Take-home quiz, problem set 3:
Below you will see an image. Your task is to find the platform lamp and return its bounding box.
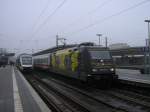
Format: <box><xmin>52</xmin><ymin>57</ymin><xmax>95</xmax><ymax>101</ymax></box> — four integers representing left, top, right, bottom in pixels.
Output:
<box><xmin>96</xmin><ymin>34</ymin><xmax>102</xmax><ymax>46</ymax></box>
<box><xmin>145</xmin><ymin>19</ymin><xmax>150</xmax><ymax>74</ymax></box>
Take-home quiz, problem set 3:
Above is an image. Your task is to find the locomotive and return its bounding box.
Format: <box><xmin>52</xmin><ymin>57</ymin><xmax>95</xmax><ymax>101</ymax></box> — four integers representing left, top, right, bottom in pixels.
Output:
<box><xmin>33</xmin><ymin>43</ymin><xmax>118</xmax><ymax>84</ymax></box>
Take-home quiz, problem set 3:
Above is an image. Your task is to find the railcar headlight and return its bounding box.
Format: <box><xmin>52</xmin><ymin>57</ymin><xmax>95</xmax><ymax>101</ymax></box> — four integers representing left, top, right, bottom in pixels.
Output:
<box><xmin>92</xmin><ymin>68</ymin><xmax>97</xmax><ymax>72</ymax></box>
<box><xmin>110</xmin><ymin>68</ymin><xmax>114</xmax><ymax>71</ymax></box>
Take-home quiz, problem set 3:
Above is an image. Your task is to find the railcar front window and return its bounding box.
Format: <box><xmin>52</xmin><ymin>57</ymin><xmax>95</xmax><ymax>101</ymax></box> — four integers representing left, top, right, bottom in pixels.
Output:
<box><xmin>89</xmin><ymin>51</ymin><xmax>111</xmax><ymax>59</ymax></box>
<box><xmin>22</xmin><ymin>57</ymin><xmax>32</xmax><ymax>65</ymax></box>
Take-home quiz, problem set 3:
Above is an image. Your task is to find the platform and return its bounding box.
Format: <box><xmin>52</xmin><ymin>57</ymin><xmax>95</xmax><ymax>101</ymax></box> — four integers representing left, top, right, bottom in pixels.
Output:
<box><xmin>0</xmin><ymin>66</ymin><xmax>51</xmax><ymax>112</ymax></box>
<box><xmin>117</xmin><ymin>69</ymin><xmax>150</xmax><ymax>88</ymax></box>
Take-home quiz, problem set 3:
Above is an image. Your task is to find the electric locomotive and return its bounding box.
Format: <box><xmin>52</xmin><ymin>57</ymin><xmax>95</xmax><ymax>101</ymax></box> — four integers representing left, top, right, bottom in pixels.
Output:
<box><xmin>33</xmin><ymin>43</ymin><xmax>118</xmax><ymax>84</ymax></box>
<box><xmin>51</xmin><ymin>45</ymin><xmax>117</xmax><ymax>82</ymax></box>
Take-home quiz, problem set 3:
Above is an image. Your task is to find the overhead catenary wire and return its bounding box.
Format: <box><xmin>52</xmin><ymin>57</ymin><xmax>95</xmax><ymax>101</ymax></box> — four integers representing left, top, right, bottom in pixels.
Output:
<box><xmin>32</xmin><ymin>0</ymin><xmax>67</xmax><ymax>39</ymax></box>
<box><xmin>25</xmin><ymin>0</ymin><xmax>51</xmax><ymax>50</ymax></box>
<box><xmin>64</xmin><ymin>0</ymin><xmax>150</xmax><ymax>37</ymax></box>
<box><xmin>59</xmin><ymin>0</ymin><xmax>113</xmax><ymax>34</ymax></box>
<box><xmin>31</xmin><ymin>0</ymin><xmax>51</xmax><ymax>35</ymax></box>
<box><xmin>88</xmin><ymin>0</ymin><xmax>113</xmax><ymax>15</ymax></box>
<box><xmin>29</xmin><ymin>0</ymin><xmax>111</xmax><ymax>42</ymax></box>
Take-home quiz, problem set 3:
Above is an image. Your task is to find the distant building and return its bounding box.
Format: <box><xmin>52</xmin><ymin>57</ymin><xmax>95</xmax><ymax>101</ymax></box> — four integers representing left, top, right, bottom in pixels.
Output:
<box><xmin>0</xmin><ymin>48</ymin><xmax>15</xmax><ymax>64</ymax></box>
<box><xmin>109</xmin><ymin>43</ymin><xmax>130</xmax><ymax>50</ymax></box>
<box><xmin>0</xmin><ymin>48</ymin><xmax>7</xmax><ymax>54</ymax></box>
<box><xmin>110</xmin><ymin>46</ymin><xmax>149</xmax><ymax>73</ymax></box>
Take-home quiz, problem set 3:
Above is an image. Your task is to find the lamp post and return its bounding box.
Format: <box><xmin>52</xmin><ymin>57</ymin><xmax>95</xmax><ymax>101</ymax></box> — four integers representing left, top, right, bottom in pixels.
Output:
<box><xmin>56</xmin><ymin>35</ymin><xmax>59</xmax><ymax>47</ymax></box>
<box><xmin>96</xmin><ymin>34</ymin><xmax>102</xmax><ymax>46</ymax></box>
<box><xmin>0</xmin><ymin>33</ymin><xmax>4</xmax><ymax>48</ymax></box>
<box><xmin>56</xmin><ymin>35</ymin><xmax>66</xmax><ymax>47</ymax></box>
<box><xmin>145</xmin><ymin>19</ymin><xmax>150</xmax><ymax>74</ymax></box>
<box><xmin>105</xmin><ymin>37</ymin><xmax>108</xmax><ymax>48</ymax></box>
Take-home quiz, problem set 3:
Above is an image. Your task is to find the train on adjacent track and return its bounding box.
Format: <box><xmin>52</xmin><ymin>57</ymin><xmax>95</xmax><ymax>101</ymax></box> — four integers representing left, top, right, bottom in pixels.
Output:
<box><xmin>16</xmin><ymin>53</ymin><xmax>33</xmax><ymax>72</ymax></box>
<box><xmin>33</xmin><ymin>43</ymin><xmax>118</xmax><ymax>85</ymax></box>
<box><xmin>0</xmin><ymin>56</ymin><xmax>8</xmax><ymax>67</ymax></box>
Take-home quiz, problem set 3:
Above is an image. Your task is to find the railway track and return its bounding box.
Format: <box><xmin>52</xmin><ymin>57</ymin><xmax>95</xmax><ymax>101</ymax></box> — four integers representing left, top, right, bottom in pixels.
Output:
<box><xmin>26</xmin><ymin>75</ymin><xmax>91</xmax><ymax>112</ymax></box>
<box><xmin>25</xmin><ymin>71</ymin><xmax>150</xmax><ymax>112</ymax></box>
<box><xmin>36</xmin><ymin>71</ymin><xmax>150</xmax><ymax>112</ymax></box>
<box><xmin>26</xmin><ymin>74</ymin><xmax>126</xmax><ymax>112</ymax></box>
<box><xmin>115</xmin><ymin>82</ymin><xmax>150</xmax><ymax>97</ymax></box>
<box><xmin>105</xmin><ymin>88</ymin><xmax>150</xmax><ymax>108</ymax></box>
<box><xmin>44</xmin><ymin>78</ymin><xmax>150</xmax><ymax>112</ymax></box>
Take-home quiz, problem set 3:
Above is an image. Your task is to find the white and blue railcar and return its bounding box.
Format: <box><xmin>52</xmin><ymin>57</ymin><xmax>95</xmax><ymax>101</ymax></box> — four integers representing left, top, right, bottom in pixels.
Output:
<box><xmin>16</xmin><ymin>54</ymin><xmax>33</xmax><ymax>72</ymax></box>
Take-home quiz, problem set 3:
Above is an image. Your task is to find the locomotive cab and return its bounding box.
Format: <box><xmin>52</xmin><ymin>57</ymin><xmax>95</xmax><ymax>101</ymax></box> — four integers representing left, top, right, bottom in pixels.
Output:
<box><xmin>81</xmin><ymin>47</ymin><xmax>118</xmax><ymax>81</ymax></box>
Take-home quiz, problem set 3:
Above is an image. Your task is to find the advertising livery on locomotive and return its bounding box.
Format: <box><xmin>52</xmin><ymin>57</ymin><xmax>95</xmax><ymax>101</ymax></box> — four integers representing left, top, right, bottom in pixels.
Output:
<box><xmin>33</xmin><ymin>43</ymin><xmax>118</xmax><ymax>83</ymax></box>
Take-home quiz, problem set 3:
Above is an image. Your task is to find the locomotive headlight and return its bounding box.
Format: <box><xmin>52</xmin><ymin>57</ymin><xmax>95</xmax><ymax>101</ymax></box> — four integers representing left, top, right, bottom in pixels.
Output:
<box><xmin>92</xmin><ymin>68</ymin><xmax>97</xmax><ymax>72</ymax></box>
<box><xmin>110</xmin><ymin>68</ymin><xmax>114</xmax><ymax>72</ymax></box>
<box><xmin>100</xmin><ymin>59</ymin><xmax>104</xmax><ymax>62</ymax></box>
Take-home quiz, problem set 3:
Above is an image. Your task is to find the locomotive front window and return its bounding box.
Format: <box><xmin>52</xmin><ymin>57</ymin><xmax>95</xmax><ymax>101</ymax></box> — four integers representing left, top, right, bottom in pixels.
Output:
<box><xmin>22</xmin><ymin>57</ymin><xmax>32</xmax><ymax>65</ymax></box>
<box><xmin>89</xmin><ymin>51</ymin><xmax>111</xmax><ymax>59</ymax></box>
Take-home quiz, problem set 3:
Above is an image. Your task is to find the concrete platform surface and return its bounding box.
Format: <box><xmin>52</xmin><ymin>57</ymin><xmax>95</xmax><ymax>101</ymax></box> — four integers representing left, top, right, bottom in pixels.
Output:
<box><xmin>0</xmin><ymin>66</ymin><xmax>14</xmax><ymax>112</ymax></box>
<box><xmin>117</xmin><ymin>69</ymin><xmax>150</xmax><ymax>85</ymax></box>
<box><xmin>0</xmin><ymin>66</ymin><xmax>51</xmax><ymax>112</ymax></box>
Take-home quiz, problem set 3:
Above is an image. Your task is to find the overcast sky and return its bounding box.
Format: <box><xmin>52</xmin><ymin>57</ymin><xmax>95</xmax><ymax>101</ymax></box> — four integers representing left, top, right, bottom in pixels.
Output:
<box><xmin>0</xmin><ymin>0</ymin><xmax>150</xmax><ymax>54</ymax></box>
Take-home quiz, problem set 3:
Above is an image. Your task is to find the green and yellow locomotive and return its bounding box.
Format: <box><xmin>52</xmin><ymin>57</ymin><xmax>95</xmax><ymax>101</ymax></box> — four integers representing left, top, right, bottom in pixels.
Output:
<box><xmin>33</xmin><ymin>43</ymin><xmax>118</xmax><ymax>84</ymax></box>
<box><xmin>51</xmin><ymin>46</ymin><xmax>117</xmax><ymax>81</ymax></box>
